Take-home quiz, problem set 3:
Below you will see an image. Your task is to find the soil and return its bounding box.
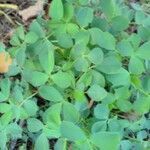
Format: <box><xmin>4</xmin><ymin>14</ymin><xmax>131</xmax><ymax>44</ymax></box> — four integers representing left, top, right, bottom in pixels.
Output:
<box><xmin>0</xmin><ymin>0</ymin><xmax>35</xmax><ymax>43</ymax></box>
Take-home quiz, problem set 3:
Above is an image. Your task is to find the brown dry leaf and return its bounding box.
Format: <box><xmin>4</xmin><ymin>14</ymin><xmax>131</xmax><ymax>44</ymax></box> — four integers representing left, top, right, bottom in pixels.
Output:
<box><xmin>0</xmin><ymin>51</ymin><xmax>12</xmax><ymax>73</ymax></box>
<box><xmin>19</xmin><ymin>0</ymin><xmax>44</xmax><ymax>21</ymax></box>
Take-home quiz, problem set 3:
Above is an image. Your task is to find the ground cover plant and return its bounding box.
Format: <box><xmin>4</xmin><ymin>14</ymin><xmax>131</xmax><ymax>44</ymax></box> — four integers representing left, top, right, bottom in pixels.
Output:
<box><xmin>0</xmin><ymin>0</ymin><xmax>150</xmax><ymax>149</ymax></box>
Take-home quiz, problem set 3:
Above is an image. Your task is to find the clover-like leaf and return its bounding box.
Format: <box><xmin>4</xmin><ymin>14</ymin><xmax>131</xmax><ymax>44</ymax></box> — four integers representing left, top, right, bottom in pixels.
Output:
<box><xmin>38</xmin><ymin>85</ymin><xmax>64</xmax><ymax>102</ymax></box>
<box><xmin>87</xmin><ymin>84</ymin><xmax>107</xmax><ymax>101</ymax></box>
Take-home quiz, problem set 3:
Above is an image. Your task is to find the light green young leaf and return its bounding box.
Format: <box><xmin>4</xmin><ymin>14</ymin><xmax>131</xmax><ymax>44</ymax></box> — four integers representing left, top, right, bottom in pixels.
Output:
<box><xmin>63</xmin><ymin>3</ymin><xmax>74</xmax><ymax>21</ymax></box>
<box><xmin>25</xmin><ymin>32</ymin><xmax>38</xmax><ymax>44</ymax></box>
<box><xmin>49</xmin><ymin>0</ymin><xmax>64</xmax><ymax>20</ymax></box>
<box><xmin>0</xmin><ymin>103</ymin><xmax>11</xmax><ymax>113</ymax></box>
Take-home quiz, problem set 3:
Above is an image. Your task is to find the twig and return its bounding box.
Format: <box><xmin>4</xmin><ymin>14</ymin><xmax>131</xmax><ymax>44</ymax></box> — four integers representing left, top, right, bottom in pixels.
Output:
<box><xmin>88</xmin><ymin>100</ymin><xmax>94</xmax><ymax>109</ymax></box>
<box><xmin>0</xmin><ymin>4</ymin><xmax>18</xmax><ymax>10</ymax></box>
<box><xmin>18</xmin><ymin>92</ymin><xmax>38</xmax><ymax>107</ymax></box>
<box><xmin>0</xmin><ymin>10</ymin><xmax>15</xmax><ymax>25</ymax></box>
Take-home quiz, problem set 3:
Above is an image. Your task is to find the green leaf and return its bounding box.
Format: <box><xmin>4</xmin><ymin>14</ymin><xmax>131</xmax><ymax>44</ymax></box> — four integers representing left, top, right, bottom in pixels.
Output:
<box><xmin>38</xmin><ymin>85</ymin><xmax>64</xmax><ymax>102</ymax></box>
<box><xmin>91</xmin><ymin>132</ymin><xmax>121</xmax><ymax>150</ymax></box>
<box><xmin>39</xmin><ymin>40</ymin><xmax>54</xmax><ymax>74</ymax></box>
<box><xmin>63</xmin><ymin>3</ymin><xmax>74</xmax><ymax>21</ymax></box>
<box><xmin>0</xmin><ymin>111</ymin><xmax>13</xmax><ymax>126</ymax></box>
<box><xmin>29</xmin><ymin>20</ymin><xmax>45</xmax><ymax>38</ymax></box>
<box><xmin>133</xmin><ymin>96</ymin><xmax>150</xmax><ymax>115</ymax></box>
<box><xmin>111</xmin><ymin>16</ymin><xmax>129</xmax><ymax>32</ymax></box>
<box><xmin>16</xmin><ymin>25</ymin><xmax>25</xmax><ymax>40</ymax></box>
<box><xmin>71</xmin><ymin>43</ymin><xmax>87</xmax><ymax>59</ymax></box>
<box><xmin>49</xmin><ymin>0</ymin><xmax>64</xmax><ymax>20</ymax></box>
<box><xmin>136</xmin><ymin>41</ymin><xmax>150</xmax><ymax>60</ymax></box>
<box><xmin>16</xmin><ymin>44</ymin><xmax>26</xmax><ymax>67</ymax></box>
<box><xmin>117</xmin><ymin>40</ymin><xmax>134</xmax><ymax>57</ymax></box>
<box><xmin>120</xmin><ymin>140</ymin><xmax>132</xmax><ymax>150</ymax></box>
<box><xmin>87</xmin><ymin>84</ymin><xmax>107</xmax><ymax>101</ymax></box>
<box><xmin>0</xmin><ymin>42</ymin><xmax>5</xmax><ymax>52</ymax></box>
<box><xmin>0</xmin><ymin>78</ymin><xmax>11</xmax><ymax>102</ymax></box>
<box><xmin>74</xmin><ymin>57</ymin><xmax>89</xmax><ymax>72</ymax></box>
<box><xmin>10</xmin><ymin>34</ymin><xmax>21</xmax><ymax>46</ymax></box>
<box><xmin>27</xmin><ymin>118</ymin><xmax>43</xmax><ymax>132</ymax></box>
<box><xmin>129</xmin><ymin>56</ymin><xmax>145</xmax><ymax>74</ymax></box>
<box><xmin>88</xmin><ymin>47</ymin><xmax>104</xmax><ymax>65</ymax></box>
<box><xmin>94</xmin><ymin>104</ymin><xmax>109</xmax><ymax>120</ymax></box>
<box><xmin>0</xmin><ymin>131</ymin><xmax>7</xmax><ymax>150</ymax></box>
<box><xmin>89</xmin><ymin>28</ymin><xmax>116</xmax><ymax>50</ymax></box>
<box><xmin>117</xmin><ymin>100</ymin><xmax>132</xmax><ymax>112</ymax></box>
<box><xmin>0</xmin><ymin>103</ymin><xmax>11</xmax><ymax>113</ymax></box>
<box><xmin>91</xmin><ymin>70</ymin><xmax>105</xmax><ymax>87</ymax></box>
<box><xmin>62</xmin><ymin>102</ymin><xmax>80</xmax><ymax>123</ymax></box>
<box><xmin>25</xmin><ymin>32</ymin><xmax>38</xmax><ymax>44</ymax></box>
<box><xmin>97</xmin><ymin>56</ymin><xmax>122</xmax><ymax>74</ymax></box>
<box><xmin>23</xmin><ymin>100</ymin><xmax>38</xmax><ymax>117</ymax></box>
<box><xmin>52</xmin><ymin>71</ymin><xmax>72</xmax><ymax>89</ymax></box>
<box><xmin>74</xmin><ymin>30</ymin><xmax>90</xmax><ymax>45</ymax></box>
<box><xmin>100</xmin><ymin>0</ymin><xmax>115</xmax><ymax>19</ymax></box>
<box><xmin>106</xmin><ymin>68</ymin><xmax>131</xmax><ymax>86</ymax></box>
<box><xmin>22</xmin><ymin>70</ymin><xmax>49</xmax><ymax>87</ymax></box>
<box><xmin>57</xmin><ymin>33</ymin><xmax>73</xmax><ymax>48</ymax></box>
<box><xmin>92</xmin><ymin>121</ymin><xmax>107</xmax><ymax>133</ymax></box>
<box><xmin>35</xmin><ymin>134</ymin><xmax>49</xmax><ymax>150</ymax></box>
<box><xmin>6</xmin><ymin>123</ymin><xmax>22</xmax><ymax>139</ymax></box>
<box><xmin>43</xmin><ymin>103</ymin><xmax>62</xmax><ymax>126</ymax></box>
<box><xmin>76</xmin><ymin>7</ymin><xmax>93</xmax><ymax>27</ymax></box>
<box><xmin>54</xmin><ymin>138</ymin><xmax>66</xmax><ymax>150</ymax></box>
<box><xmin>66</xmin><ymin>23</ymin><xmax>79</xmax><ymax>35</ymax></box>
<box><xmin>60</xmin><ymin>121</ymin><xmax>86</xmax><ymax>142</ymax></box>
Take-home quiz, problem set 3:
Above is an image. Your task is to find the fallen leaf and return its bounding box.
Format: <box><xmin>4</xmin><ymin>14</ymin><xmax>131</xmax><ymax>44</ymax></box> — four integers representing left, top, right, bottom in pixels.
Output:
<box><xmin>19</xmin><ymin>0</ymin><xmax>44</xmax><ymax>21</ymax></box>
<box><xmin>0</xmin><ymin>51</ymin><xmax>12</xmax><ymax>73</ymax></box>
